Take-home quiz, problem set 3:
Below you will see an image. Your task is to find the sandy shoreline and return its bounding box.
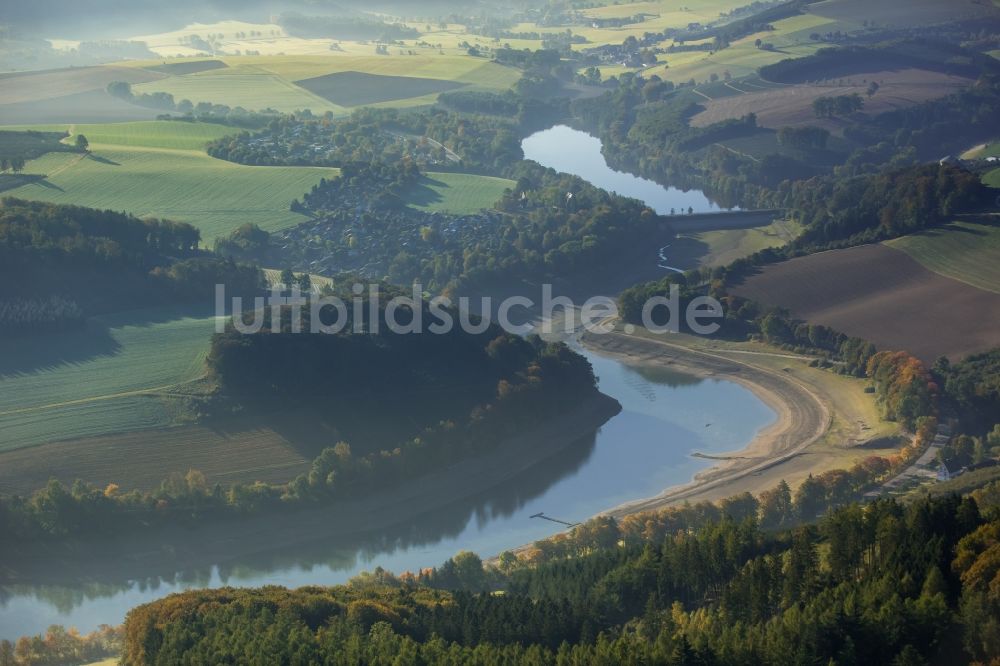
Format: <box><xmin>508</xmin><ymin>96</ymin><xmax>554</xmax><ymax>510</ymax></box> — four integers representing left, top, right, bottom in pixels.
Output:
<box><xmin>1</xmin><ymin>393</ymin><xmax>621</xmax><ymax>584</ymax></box>
<box><xmin>580</xmin><ymin>330</ymin><xmax>830</xmax><ymax>517</ymax></box>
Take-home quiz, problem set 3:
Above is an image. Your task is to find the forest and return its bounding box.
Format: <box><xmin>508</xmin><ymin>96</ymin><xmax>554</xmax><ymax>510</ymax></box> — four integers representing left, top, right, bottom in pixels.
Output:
<box><xmin>663</xmin><ymin>162</ymin><xmax>994</xmax><ymax>289</ymax></box>
<box><xmin>571</xmin><ymin>41</ymin><xmax>1000</xmax><ymax>209</ymax></box>
<box><xmin>758</xmin><ymin>41</ymin><xmax>999</xmax><ymax>83</ymax></box>
<box><xmin>0</xmin><ymin>198</ymin><xmax>263</xmax><ymax>334</ymax></box>
<box><xmin>0</xmin><ymin>295</ymin><xmax>604</xmax><ymax>541</ymax></box>
<box><xmin>118</xmin><ymin>493</ymin><xmax>1000</xmax><ymax>664</ymax></box>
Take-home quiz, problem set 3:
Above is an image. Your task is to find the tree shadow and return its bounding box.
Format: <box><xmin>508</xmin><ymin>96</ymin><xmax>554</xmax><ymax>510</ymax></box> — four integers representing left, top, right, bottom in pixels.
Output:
<box><xmin>906</xmin><ymin>221</ymin><xmax>991</xmax><ymax>239</ymax></box>
<box><xmin>34</xmin><ymin>178</ymin><xmax>65</xmax><ymax>192</ymax></box>
<box><xmin>957</xmin><ymin>213</ymin><xmax>1000</xmax><ymax>228</ymax></box>
<box><xmin>0</xmin><ymin>303</ymin><xmax>216</xmax><ymax>378</ymax></box>
<box><xmin>0</xmin><ymin>321</ymin><xmax>122</xmax><ymax>379</ymax></box>
<box><xmin>404</xmin><ymin>176</ymin><xmax>447</xmax><ymax>208</ymax></box>
<box><xmin>87</xmin><ymin>153</ymin><xmax>120</xmax><ymax>166</ymax></box>
<box><xmin>0</xmin><ymin>174</ymin><xmax>45</xmax><ymax>193</ymax></box>
<box><xmin>663</xmin><ymin>235</ymin><xmax>711</xmax><ymax>271</ymax></box>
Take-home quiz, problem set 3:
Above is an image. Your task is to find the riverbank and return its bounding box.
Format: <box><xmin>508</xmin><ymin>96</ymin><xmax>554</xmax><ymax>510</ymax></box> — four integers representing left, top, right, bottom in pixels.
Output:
<box><xmin>579</xmin><ymin>328</ymin><xmax>900</xmax><ymax>514</ymax></box>
<box><xmin>0</xmin><ymin>392</ymin><xmax>621</xmax><ymax>585</ymax></box>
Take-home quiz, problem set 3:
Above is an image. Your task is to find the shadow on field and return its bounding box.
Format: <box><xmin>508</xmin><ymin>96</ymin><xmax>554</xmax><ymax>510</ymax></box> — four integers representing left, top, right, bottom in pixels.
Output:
<box><xmin>35</xmin><ymin>178</ymin><xmax>65</xmax><ymax>192</ymax></box>
<box><xmin>0</xmin><ymin>303</ymin><xmax>214</xmax><ymax>378</ymax></box>
<box><xmin>0</xmin><ymin>321</ymin><xmax>122</xmax><ymax>378</ymax></box>
<box><xmin>662</xmin><ymin>235</ymin><xmax>711</xmax><ymax>271</ymax></box>
<box><xmin>911</xmin><ymin>221</ymin><xmax>992</xmax><ymax>239</ymax></box>
<box><xmin>0</xmin><ymin>174</ymin><xmax>44</xmax><ymax>193</ymax></box>
<box><xmin>87</xmin><ymin>153</ymin><xmax>120</xmax><ymax>166</ymax></box>
<box><xmin>403</xmin><ymin>176</ymin><xmax>448</xmax><ymax>208</ymax></box>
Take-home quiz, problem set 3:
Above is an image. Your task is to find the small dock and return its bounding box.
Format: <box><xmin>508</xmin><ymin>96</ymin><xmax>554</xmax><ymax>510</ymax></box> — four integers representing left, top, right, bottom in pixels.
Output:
<box><xmin>530</xmin><ymin>512</ymin><xmax>579</xmax><ymax>527</ymax></box>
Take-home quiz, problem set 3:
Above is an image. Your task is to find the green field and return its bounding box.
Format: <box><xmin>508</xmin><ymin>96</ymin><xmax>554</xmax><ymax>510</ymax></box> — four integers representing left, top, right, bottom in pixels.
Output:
<box><xmin>0</xmin><ymin>305</ymin><xmax>217</xmax><ymax>450</ymax></box>
<box><xmin>403</xmin><ymin>173</ymin><xmax>514</xmax><ymax>214</ymax></box>
<box><xmin>133</xmin><ymin>72</ymin><xmax>343</xmax><ymax>114</ymax></box>
<box><xmin>668</xmin><ymin>218</ymin><xmax>803</xmax><ymax>270</ymax></box>
<box><xmin>128</xmin><ymin>55</ymin><xmax>519</xmax><ymax>114</ymax></box>
<box><xmin>2</xmin><ymin>120</ymin><xmax>515</xmax><ymax>237</ymax></box>
<box><xmin>1</xmin><ymin>121</ymin><xmax>337</xmax><ymax>241</ymax></box>
<box><xmin>885</xmin><ymin>219</ymin><xmax>1000</xmax><ymax>294</ymax></box>
<box><xmin>0</xmin><ymin>120</ymin><xmax>239</xmax><ymax>150</ymax></box>
<box><xmin>67</xmin><ymin>120</ymin><xmax>238</xmax><ymax>150</ymax></box>
<box><xmin>979</xmin><ymin>143</ymin><xmax>1000</xmax><ymax>158</ymax></box>
<box><xmin>651</xmin><ymin>20</ymin><xmax>829</xmax><ymax>85</ymax></box>
<box><xmin>984</xmin><ymin>167</ymin><xmax>1000</xmax><ymax>187</ymax></box>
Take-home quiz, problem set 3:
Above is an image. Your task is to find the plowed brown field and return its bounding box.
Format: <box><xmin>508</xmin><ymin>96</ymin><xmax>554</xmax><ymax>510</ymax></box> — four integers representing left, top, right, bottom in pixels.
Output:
<box><xmin>731</xmin><ymin>244</ymin><xmax>1000</xmax><ymax>362</ymax></box>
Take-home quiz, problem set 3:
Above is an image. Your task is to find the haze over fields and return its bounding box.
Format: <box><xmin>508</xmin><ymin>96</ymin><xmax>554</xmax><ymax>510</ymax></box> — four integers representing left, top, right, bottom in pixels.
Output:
<box><xmin>2</xmin><ymin>0</ymin><xmax>1000</xmax><ymax>663</ymax></box>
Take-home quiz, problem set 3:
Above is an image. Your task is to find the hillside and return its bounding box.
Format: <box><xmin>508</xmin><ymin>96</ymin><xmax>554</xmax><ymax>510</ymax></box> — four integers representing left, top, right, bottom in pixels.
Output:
<box><xmin>0</xmin><ymin>122</ymin><xmax>336</xmax><ymax>240</ymax></box>
<box><xmin>118</xmin><ymin>493</ymin><xmax>997</xmax><ymax>665</ymax></box>
<box><xmin>4</xmin><ymin>0</ymin><xmax>1000</xmax><ymax>656</ymax></box>
<box><xmin>885</xmin><ymin>216</ymin><xmax>1000</xmax><ymax>294</ymax></box>
<box><xmin>730</xmin><ymin>243</ymin><xmax>1000</xmax><ymax>362</ymax></box>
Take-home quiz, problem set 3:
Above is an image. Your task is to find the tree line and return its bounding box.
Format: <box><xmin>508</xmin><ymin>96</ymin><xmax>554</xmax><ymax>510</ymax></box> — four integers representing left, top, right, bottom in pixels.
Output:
<box><xmin>569</xmin><ymin>39</ymin><xmax>1000</xmax><ymax>211</ymax></box>
<box><xmin>117</xmin><ymin>492</ymin><xmax>1000</xmax><ymax>664</ymax></box>
<box><xmin>0</xmin><ymin>296</ymin><xmax>601</xmax><ymax>542</ymax></box>
<box><xmin>0</xmin><ymin>624</ymin><xmax>121</xmax><ymax>666</ymax></box>
<box><xmin>0</xmin><ymin>198</ymin><xmax>263</xmax><ymax>331</ymax></box>
<box><xmin>218</xmin><ymin>158</ymin><xmax>667</xmax><ymax>293</ymax></box>
<box><xmin>106</xmin><ymin>81</ymin><xmax>278</xmax><ymax>128</ymax></box>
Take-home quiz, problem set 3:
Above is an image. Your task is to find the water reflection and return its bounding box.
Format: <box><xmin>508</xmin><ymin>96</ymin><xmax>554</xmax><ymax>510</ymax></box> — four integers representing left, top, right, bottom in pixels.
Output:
<box><xmin>0</xmin><ymin>349</ymin><xmax>775</xmax><ymax>639</ymax></box>
<box><xmin>521</xmin><ymin>125</ymin><xmax>730</xmax><ymax>215</ymax></box>
<box><xmin>0</xmin><ymin>433</ymin><xmax>599</xmax><ymax>624</ymax></box>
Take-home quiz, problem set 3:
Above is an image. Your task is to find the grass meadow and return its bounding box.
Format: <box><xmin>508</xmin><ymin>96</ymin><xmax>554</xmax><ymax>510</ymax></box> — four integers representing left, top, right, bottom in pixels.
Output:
<box><xmin>3</xmin><ymin>120</ymin><xmax>518</xmax><ymax>236</ymax></box>
<box><xmin>66</xmin><ymin>120</ymin><xmax>238</xmax><ymax>149</ymax></box>
<box><xmin>885</xmin><ymin>219</ymin><xmax>1000</xmax><ymax>294</ymax></box>
<box><xmin>0</xmin><ymin>305</ymin><xmax>218</xmax><ymax>450</ymax></box>
<box><xmin>127</xmin><ymin>55</ymin><xmax>519</xmax><ymax>114</ymax></box>
<box><xmin>2</xmin><ymin>121</ymin><xmax>337</xmax><ymax>241</ymax></box>
<box><xmin>666</xmin><ymin>218</ymin><xmax>803</xmax><ymax>270</ymax></box>
<box><xmin>404</xmin><ymin>173</ymin><xmax>514</xmax><ymax>214</ymax></box>
<box><xmin>984</xmin><ymin>167</ymin><xmax>1000</xmax><ymax>188</ymax></box>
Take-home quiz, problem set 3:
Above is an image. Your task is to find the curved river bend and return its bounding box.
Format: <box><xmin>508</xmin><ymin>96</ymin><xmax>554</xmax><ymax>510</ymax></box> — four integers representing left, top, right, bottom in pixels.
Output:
<box><xmin>522</xmin><ymin>124</ymin><xmax>734</xmax><ymax>271</ymax></box>
<box><xmin>0</xmin><ymin>128</ymin><xmax>772</xmax><ymax>640</ymax></box>
<box><xmin>521</xmin><ymin>124</ymin><xmax>729</xmax><ymax>215</ymax></box>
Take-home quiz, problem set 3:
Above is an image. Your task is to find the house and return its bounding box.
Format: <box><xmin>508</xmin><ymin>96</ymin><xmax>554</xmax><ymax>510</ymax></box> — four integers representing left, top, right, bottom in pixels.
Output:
<box><xmin>936</xmin><ymin>462</ymin><xmax>954</xmax><ymax>481</ymax></box>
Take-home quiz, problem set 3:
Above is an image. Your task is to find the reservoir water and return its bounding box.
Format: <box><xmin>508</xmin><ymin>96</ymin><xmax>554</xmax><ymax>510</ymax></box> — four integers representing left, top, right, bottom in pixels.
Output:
<box><xmin>0</xmin><ymin>348</ymin><xmax>774</xmax><ymax>639</ymax></box>
<box><xmin>1</xmin><ymin>125</ymin><xmax>767</xmax><ymax>640</ymax></box>
<box><xmin>521</xmin><ymin>124</ymin><xmax>728</xmax><ymax>215</ymax></box>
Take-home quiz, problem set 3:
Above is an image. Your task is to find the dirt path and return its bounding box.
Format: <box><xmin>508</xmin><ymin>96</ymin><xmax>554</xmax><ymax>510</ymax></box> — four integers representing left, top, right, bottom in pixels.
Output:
<box><xmin>42</xmin><ymin>151</ymin><xmax>87</xmax><ymax>178</ymax></box>
<box><xmin>0</xmin><ymin>376</ymin><xmax>206</xmax><ymax>418</ymax></box>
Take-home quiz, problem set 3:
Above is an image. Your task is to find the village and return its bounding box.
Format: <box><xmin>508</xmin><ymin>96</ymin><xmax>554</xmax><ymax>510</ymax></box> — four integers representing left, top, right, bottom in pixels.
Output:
<box><xmin>272</xmin><ymin>163</ymin><xmax>504</xmax><ymax>283</ymax></box>
<box><xmin>209</xmin><ymin>118</ymin><xmax>458</xmax><ymax>169</ymax></box>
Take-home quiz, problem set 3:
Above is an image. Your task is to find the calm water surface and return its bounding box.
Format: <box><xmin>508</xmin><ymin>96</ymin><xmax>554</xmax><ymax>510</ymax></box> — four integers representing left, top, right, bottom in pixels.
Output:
<box><xmin>521</xmin><ymin>125</ymin><xmax>730</xmax><ymax>215</ymax></box>
<box><xmin>0</xmin><ymin>348</ymin><xmax>773</xmax><ymax>638</ymax></box>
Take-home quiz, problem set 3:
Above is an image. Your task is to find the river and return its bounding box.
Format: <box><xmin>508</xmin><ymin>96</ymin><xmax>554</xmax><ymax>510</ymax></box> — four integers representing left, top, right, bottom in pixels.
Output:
<box><xmin>0</xmin><ymin>127</ymin><xmax>772</xmax><ymax>640</ymax></box>
<box><xmin>521</xmin><ymin>124</ymin><xmax>729</xmax><ymax>215</ymax></box>
<box><xmin>0</xmin><ymin>349</ymin><xmax>774</xmax><ymax>639</ymax></box>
